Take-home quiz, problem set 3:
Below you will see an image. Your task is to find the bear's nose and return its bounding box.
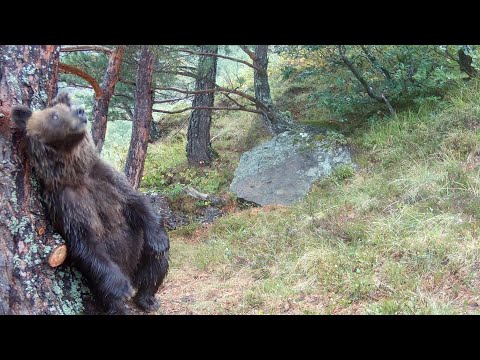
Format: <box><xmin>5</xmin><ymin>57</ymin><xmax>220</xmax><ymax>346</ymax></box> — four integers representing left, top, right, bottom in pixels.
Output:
<box><xmin>74</xmin><ymin>107</ymin><xmax>87</xmax><ymax>123</ymax></box>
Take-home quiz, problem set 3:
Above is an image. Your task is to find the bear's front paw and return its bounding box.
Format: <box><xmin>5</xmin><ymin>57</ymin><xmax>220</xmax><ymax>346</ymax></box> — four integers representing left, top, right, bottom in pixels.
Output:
<box><xmin>105</xmin><ymin>272</ymin><xmax>135</xmax><ymax>300</ymax></box>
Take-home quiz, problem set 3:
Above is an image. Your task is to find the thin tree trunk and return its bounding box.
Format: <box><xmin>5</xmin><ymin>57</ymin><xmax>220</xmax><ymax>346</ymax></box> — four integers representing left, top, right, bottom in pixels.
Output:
<box><xmin>338</xmin><ymin>45</ymin><xmax>396</xmax><ymax>116</ymax></box>
<box><xmin>458</xmin><ymin>47</ymin><xmax>477</xmax><ymax>78</ymax></box>
<box><xmin>124</xmin><ymin>45</ymin><xmax>155</xmax><ymax>190</ymax></box>
<box><xmin>186</xmin><ymin>45</ymin><xmax>218</xmax><ymax>167</ymax></box>
<box><xmin>91</xmin><ymin>46</ymin><xmax>124</xmax><ymax>153</ymax></box>
<box><xmin>0</xmin><ymin>45</ymin><xmax>95</xmax><ymax>314</ymax></box>
<box><xmin>253</xmin><ymin>45</ymin><xmax>294</xmax><ymax>134</ymax></box>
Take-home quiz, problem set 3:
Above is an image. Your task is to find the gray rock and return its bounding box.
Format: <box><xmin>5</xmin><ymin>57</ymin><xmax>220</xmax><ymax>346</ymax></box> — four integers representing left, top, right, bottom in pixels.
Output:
<box><xmin>230</xmin><ymin>131</ymin><xmax>353</xmax><ymax>206</ymax></box>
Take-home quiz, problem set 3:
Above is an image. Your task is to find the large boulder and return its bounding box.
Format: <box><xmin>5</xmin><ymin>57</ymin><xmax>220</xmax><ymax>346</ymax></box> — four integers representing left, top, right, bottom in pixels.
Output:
<box><xmin>230</xmin><ymin>131</ymin><xmax>353</xmax><ymax>206</ymax></box>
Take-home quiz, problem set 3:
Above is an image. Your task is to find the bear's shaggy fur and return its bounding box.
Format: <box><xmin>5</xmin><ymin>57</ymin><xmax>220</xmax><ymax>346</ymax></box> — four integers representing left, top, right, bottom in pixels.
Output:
<box><xmin>12</xmin><ymin>93</ymin><xmax>170</xmax><ymax>314</ymax></box>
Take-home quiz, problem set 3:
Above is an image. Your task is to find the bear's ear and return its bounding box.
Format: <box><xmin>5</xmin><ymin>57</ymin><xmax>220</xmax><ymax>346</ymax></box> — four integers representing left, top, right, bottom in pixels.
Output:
<box><xmin>51</xmin><ymin>92</ymin><xmax>72</xmax><ymax>108</ymax></box>
<box><xmin>11</xmin><ymin>105</ymin><xmax>33</xmax><ymax>131</ymax></box>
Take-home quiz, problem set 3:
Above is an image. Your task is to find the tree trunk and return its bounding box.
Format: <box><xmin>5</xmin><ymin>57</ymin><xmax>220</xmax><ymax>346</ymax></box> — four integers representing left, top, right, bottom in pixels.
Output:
<box><xmin>0</xmin><ymin>45</ymin><xmax>96</xmax><ymax>315</ymax></box>
<box><xmin>186</xmin><ymin>45</ymin><xmax>218</xmax><ymax>167</ymax></box>
<box><xmin>124</xmin><ymin>45</ymin><xmax>155</xmax><ymax>190</ymax></box>
<box><xmin>458</xmin><ymin>47</ymin><xmax>477</xmax><ymax>79</ymax></box>
<box><xmin>91</xmin><ymin>46</ymin><xmax>124</xmax><ymax>153</ymax></box>
<box><xmin>253</xmin><ymin>45</ymin><xmax>294</xmax><ymax>134</ymax></box>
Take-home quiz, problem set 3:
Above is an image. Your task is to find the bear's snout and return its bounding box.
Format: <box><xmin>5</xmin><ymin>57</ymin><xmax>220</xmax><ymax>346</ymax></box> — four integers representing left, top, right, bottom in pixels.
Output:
<box><xmin>73</xmin><ymin>107</ymin><xmax>87</xmax><ymax>124</ymax></box>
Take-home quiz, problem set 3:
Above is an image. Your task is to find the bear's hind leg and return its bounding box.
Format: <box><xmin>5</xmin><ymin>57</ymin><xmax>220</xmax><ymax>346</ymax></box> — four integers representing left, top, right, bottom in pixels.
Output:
<box><xmin>133</xmin><ymin>244</ymin><xmax>169</xmax><ymax>312</ymax></box>
<box><xmin>124</xmin><ymin>193</ymin><xmax>170</xmax><ymax>312</ymax></box>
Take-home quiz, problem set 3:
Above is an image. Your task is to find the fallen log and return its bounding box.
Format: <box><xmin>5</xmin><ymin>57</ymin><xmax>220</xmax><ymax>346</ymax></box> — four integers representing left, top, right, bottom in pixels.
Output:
<box><xmin>183</xmin><ymin>186</ymin><xmax>225</xmax><ymax>206</ymax></box>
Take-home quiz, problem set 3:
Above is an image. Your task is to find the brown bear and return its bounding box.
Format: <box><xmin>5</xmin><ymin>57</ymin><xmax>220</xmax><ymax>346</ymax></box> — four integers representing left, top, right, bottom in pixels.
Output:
<box><xmin>11</xmin><ymin>92</ymin><xmax>170</xmax><ymax>315</ymax></box>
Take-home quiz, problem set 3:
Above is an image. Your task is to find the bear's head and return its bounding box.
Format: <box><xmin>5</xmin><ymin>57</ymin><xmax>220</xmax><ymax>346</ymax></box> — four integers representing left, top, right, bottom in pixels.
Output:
<box><xmin>11</xmin><ymin>92</ymin><xmax>88</xmax><ymax>149</ymax></box>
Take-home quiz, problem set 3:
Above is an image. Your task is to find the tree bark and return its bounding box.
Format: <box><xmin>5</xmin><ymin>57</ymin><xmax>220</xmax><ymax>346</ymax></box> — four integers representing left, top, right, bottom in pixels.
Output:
<box><xmin>124</xmin><ymin>45</ymin><xmax>155</xmax><ymax>190</ymax></box>
<box><xmin>186</xmin><ymin>45</ymin><xmax>218</xmax><ymax>167</ymax></box>
<box><xmin>0</xmin><ymin>45</ymin><xmax>95</xmax><ymax>315</ymax></box>
<box><xmin>91</xmin><ymin>46</ymin><xmax>124</xmax><ymax>152</ymax></box>
<box><xmin>253</xmin><ymin>45</ymin><xmax>294</xmax><ymax>134</ymax></box>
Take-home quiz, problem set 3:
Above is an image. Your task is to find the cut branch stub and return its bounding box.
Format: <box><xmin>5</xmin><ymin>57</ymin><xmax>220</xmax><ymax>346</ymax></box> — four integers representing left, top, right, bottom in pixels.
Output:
<box><xmin>48</xmin><ymin>245</ymin><xmax>68</xmax><ymax>267</ymax></box>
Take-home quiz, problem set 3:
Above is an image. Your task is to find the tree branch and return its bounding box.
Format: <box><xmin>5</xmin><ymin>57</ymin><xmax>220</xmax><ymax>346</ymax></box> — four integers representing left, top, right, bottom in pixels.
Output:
<box><xmin>155</xmin><ymin>69</ymin><xmax>200</xmax><ymax>79</ymax></box>
<box><xmin>338</xmin><ymin>46</ymin><xmax>395</xmax><ymax>116</ymax></box>
<box><xmin>152</xmin><ymin>106</ymin><xmax>261</xmax><ymax>114</ymax></box>
<box><xmin>216</xmin><ymin>85</ymin><xmax>261</xmax><ymax>107</ymax></box>
<box><xmin>59</xmin><ymin>62</ymin><xmax>103</xmax><ymax>99</ymax></box>
<box><xmin>154</xmin><ymin>97</ymin><xmax>192</xmax><ymax>104</ymax></box>
<box><xmin>154</xmin><ymin>85</ymin><xmax>263</xmax><ymax>108</ymax></box>
<box><xmin>177</xmin><ymin>47</ymin><xmax>266</xmax><ymax>75</ymax></box>
<box><xmin>239</xmin><ymin>45</ymin><xmax>257</xmax><ymax>61</ymax></box>
<box><xmin>60</xmin><ymin>83</ymin><xmax>92</xmax><ymax>90</ymax></box>
<box><xmin>154</xmin><ymin>86</ymin><xmax>212</xmax><ymax>95</ymax></box>
<box><xmin>60</xmin><ymin>45</ymin><xmax>113</xmax><ymax>54</ymax></box>
<box><xmin>221</xmin><ymin>92</ymin><xmax>245</xmax><ymax>108</ymax></box>
<box><xmin>113</xmin><ymin>93</ymin><xmax>134</xmax><ymax>100</ymax></box>
<box><xmin>359</xmin><ymin>45</ymin><xmax>392</xmax><ymax>80</ymax></box>
<box><xmin>119</xmin><ymin>78</ymin><xmax>136</xmax><ymax>86</ymax></box>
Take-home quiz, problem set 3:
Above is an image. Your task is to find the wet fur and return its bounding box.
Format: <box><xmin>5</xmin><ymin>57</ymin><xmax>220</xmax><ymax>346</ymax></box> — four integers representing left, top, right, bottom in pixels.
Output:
<box><xmin>12</xmin><ymin>94</ymin><xmax>170</xmax><ymax>314</ymax></box>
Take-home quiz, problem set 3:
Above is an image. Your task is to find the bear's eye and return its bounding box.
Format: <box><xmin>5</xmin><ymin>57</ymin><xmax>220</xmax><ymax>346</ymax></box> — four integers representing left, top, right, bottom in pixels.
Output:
<box><xmin>51</xmin><ymin>112</ymin><xmax>60</xmax><ymax>123</ymax></box>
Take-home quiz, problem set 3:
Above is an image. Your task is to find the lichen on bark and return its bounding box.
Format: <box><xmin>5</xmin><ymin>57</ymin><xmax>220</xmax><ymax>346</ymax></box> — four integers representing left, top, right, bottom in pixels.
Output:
<box><xmin>0</xmin><ymin>45</ymin><xmax>96</xmax><ymax>315</ymax></box>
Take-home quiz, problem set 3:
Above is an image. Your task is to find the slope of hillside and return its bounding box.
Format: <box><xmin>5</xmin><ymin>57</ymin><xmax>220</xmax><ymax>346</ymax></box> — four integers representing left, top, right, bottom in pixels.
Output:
<box><xmin>154</xmin><ymin>82</ymin><xmax>480</xmax><ymax>314</ymax></box>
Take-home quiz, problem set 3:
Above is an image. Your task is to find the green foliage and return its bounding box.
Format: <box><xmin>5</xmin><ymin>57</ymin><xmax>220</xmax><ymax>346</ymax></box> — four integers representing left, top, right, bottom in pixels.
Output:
<box><xmin>168</xmin><ymin>183</ymin><xmax>185</xmax><ymax>200</ymax></box>
<box><xmin>141</xmin><ymin>140</ymin><xmax>187</xmax><ymax>190</ymax></box>
<box><xmin>325</xmin><ymin>130</ymin><xmax>348</xmax><ymax>146</ymax></box>
<box><xmin>177</xmin><ymin>167</ymin><xmax>230</xmax><ymax>194</ymax></box>
<box><xmin>195</xmin><ymin>200</ymin><xmax>212</xmax><ymax>207</ymax></box>
<box><xmin>331</xmin><ymin>164</ymin><xmax>355</xmax><ymax>183</ymax></box>
<box><xmin>275</xmin><ymin>45</ymin><xmax>478</xmax><ymax>122</ymax></box>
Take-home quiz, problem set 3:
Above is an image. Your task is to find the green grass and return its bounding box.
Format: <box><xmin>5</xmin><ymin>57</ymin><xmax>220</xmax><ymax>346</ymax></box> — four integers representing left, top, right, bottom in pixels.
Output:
<box><xmin>163</xmin><ymin>81</ymin><xmax>480</xmax><ymax>314</ymax></box>
<box><xmin>101</xmin><ymin>120</ymin><xmax>132</xmax><ymax>170</ymax></box>
<box><xmin>141</xmin><ymin>139</ymin><xmax>187</xmax><ymax>190</ymax></box>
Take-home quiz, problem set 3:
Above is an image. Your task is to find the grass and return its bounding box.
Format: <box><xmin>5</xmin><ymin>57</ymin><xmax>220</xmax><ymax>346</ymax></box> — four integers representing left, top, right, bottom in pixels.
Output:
<box><xmin>98</xmin><ymin>77</ymin><xmax>480</xmax><ymax>314</ymax></box>
<box><xmin>157</xmin><ymin>81</ymin><xmax>480</xmax><ymax>314</ymax></box>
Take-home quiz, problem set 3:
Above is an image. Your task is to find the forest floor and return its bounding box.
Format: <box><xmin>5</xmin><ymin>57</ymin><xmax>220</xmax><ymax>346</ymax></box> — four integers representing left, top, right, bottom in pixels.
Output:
<box><xmin>115</xmin><ymin>82</ymin><xmax>480</xmax><ymax>315</ymax></box>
